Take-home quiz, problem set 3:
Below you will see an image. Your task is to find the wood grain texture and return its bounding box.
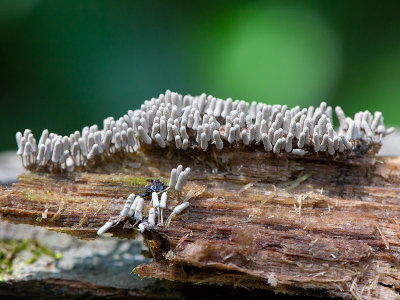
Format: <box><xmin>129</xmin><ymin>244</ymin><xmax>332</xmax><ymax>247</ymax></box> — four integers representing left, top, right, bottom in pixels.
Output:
<box><xmin>1</xmin><ymin>146</ymin><xmax>400</xmax><ymax>299</ymax></box>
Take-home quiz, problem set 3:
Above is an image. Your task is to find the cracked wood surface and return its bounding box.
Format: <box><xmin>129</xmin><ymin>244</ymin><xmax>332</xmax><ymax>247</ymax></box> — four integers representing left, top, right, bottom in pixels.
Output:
<box><xmin>1</xmin><ymin>146</ymin><xmax>400</xmax><ymax>299</ymax></box>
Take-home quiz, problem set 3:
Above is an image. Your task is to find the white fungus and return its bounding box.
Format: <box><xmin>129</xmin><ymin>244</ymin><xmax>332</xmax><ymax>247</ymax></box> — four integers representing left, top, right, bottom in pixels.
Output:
<box><xmin>16</xmin><ymin>90</ymin><xmax>393</xmax><ymax>171</ymax></box>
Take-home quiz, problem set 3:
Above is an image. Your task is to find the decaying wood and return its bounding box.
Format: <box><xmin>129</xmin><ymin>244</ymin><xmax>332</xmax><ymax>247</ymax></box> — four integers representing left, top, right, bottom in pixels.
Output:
<box><xmin>1</xmin><ymin>145</ymin><xmax>400</xmax><ymax>299</ymax></box>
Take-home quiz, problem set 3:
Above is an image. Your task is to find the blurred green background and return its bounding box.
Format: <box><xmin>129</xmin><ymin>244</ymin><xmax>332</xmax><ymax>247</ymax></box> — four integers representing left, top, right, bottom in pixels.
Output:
<box><xmin>1</xmin><ymin>0</ymin><xmax>399</xmax><ymax>151</ymax></box>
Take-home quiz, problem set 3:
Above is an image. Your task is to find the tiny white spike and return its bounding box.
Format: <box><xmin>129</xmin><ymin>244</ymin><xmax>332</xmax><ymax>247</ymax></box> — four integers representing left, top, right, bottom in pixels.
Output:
<box><xmin>213</xmin><ymin>130</ymin><xmax>224</xmax><ymax>150</ymax></box>
<box><xmin>166</xmin><ymin>201</ymin><xmax>190</xmax><ymax>224</ymax></box>
<box><xmin>292</xmin><ymin>149</ymin><xmax>308</xmax><ymax>156</ymax></box>
<box><xmin>371</xmin><ymin>111</ymin><xmax>382</xmax><ymax>131</ymax></box>
<box><xmin>221</xmin><ymin>98</ymin><xmax>232</xmax><ymax>118</ymax></box>
<box><xmin>166</xmin><ymin>123</ymin><xmax>174</xmax><ymax>142</ymax></box>
<box><xmin>175</xmin><ymin>202</ymin><xmax>189</xmax><ymax>213</ymax></box>
<box><xmin>152</xmin><ymin>192</ymin><xmax>160</xmax><ymax>224</ymax></box>
<box><xmin>234</xmin><ymin>124</ymin><xmax>241</xmax><ymax>142</ymax></box>
<box><xmin>176</xmin><ymin>164</ymin><xmax>183</xmax><ymax>178</ymax></box>
<box><xmin>346</xmin><ymin>121</ymin><xmax>355</xmax><ymax>141</ymax></box>
<box><xmin>361</xmin><ymin>120</ymin><xmax>373</xmax><ymax>137</ymax></box>
<box><xmin>134</xmin><ymin>197</ymin><xmax>144</xmax><ymax>221</ymax></box>
<box><xmin>175</xmin><ymin>135</ymin><xmax>182</xmax><ymax>149</ymax></box>
<box><xmin>285</xmin><ymin>133</ymin><xmax>293</xmax><ymax>152</ymax></box>
<box><xmin>138</xmin><ymin>126</ymin><xmax>152</xmax><ymax>144</ymax></box>
<box><xmin>128</xmin><ymin>196</ymin><xmax>140</xmax><ymax>217</ymax></box>
<box><xmin>169</xmin><ymin>168</ymin><xmax>178</xmax><ymax>187</ymax></box>
<box><xmin>97</xmin><ymin>221</ymin><xmax>113</xmax><ymax>236</ymax></box>
<box><xmin>148</xmin><ymin>208</ymin><xmax>156</xmax><ymax>226</ymax></box>
<box><xmin>52</xmin><ymin>141</ymin><xmax>62</xmax><ymax>163</ymax></box>
<box><xmin>228</xmin><ymin>126</ymin><xmax>236</xmax><ymax>144</ymax></box>
<box><xmin>273</xmin><ymin>138</ymin><xmax>285</xmax><ymax>154</ymax></box>
<box><xmin>154</xmin><ymin>134</ymin><xmax>166</xmax><ymax>148</ymax></box>
<box><xmin>320</xmin><ymin>134</ymin><xmax>329</xmax><ymax>151</ymax></box>
<box><xmin>204</xmin><ymin>123</ymin><xmax>211</xmax><ymax>141</ymax></box>
<box><xmin>159</xmin><ymin>192</ymin><xmax>167</xmax><ymax>225</ymax></box>
<box><xmin>38</xmin><ymin>129</ymin><xmax>49</xmax><ymax>146</ymax></box>
<box><xmin>254</xmin><ymin>124</ymin><xmax>261</xmax><ymax>142</ymax></box>
<box><xmin>193</xmin><ymin>111</ymin><xmax>201</xmax><ymax>130</ymax></box>
<box><xmin>120</xmin><ymin>196</ymin><xmax>133</xmax><ymax>217</ymax></box>
<box><xmin>87</xmin><ymin>144</ymin><xmax>99</xmax><ymax>160</ymax></box>
<box><xmin>268</xmin><ymin>124</ymin><xmax>276</xmax><ymax>142</ymax></box>
<box><xmin>160</xmin><ymin>192</ymin><xmax>167</xmax><ymax>209</ymax></box>
<box><xmin>37</xmin><ymin>144</ymin><xmax>45</xmax><ymax>163</ymax></box>
<box><xmin>78</xmin><ymin>137</ymin><xmax>88</xmax><ymax>157</ymax></box>
<box><xmin>180</xmin><ymin>126</ymin><xmax>189</xmax><ymax>140</ymax></box>
<box><xmin>313</xmin><ymin>133</ymin><xmax>321</xmax><ymax>152</ymax></box>
<box><xmin>200</xmin><ymin>132</ymin><xmax>208</xmax><ymax>150</ymax></box>
<box><xmin>182</xmin><ymin>139</ymin><xmax>189</xmax><ymax>150</ymax></box>
<box><xmin>138</xmin><ymin>223</ymin><xmax>146</xmax><ymax>233</ymax></box>
<box><xmin>16</xmin><ymin>132</ymin><xmax>22</xmax><ymax>148</ymax></box>
<box><xmin>160</xmin><ymin>120</ymin><xmax>167</xmax><ymax>140</ymax></box>
<box><xmin>175</xmin><ymin>167</ymin><xmax>190</xmax><ymax>191</ymax></box>
<box><xmin>327</xmin><ymin>138</ymin><xmax>335</xmax><ymax>155</ymax></box>
<box><xmin>242</xmin><ymin>130</ymin><xmax>250</xmax><ymax>145</ymax></box>
<box><xmin>262</xmin><ymin>133</ymin><xmax>272</xmax><ymax>151</ymax></box>
<box><xmin>272</xmin><ymin>130</ymin><xmax>280</xmax><ymax>145</ymax></box>
<box><xmin>17</xmin><ymin>137</ymin><xmax>26</xmax><ymax>156</ymax></box>
<box><xmin>44</xmin><ymin>139</ymin><xmax>52</xmax><ymax>161</ymax></box>
<box><xmin>341</xmin><ymin>135</ymin><xmax>353</xmax><ymax>150</ymax></box>
<box><xmin>249</xmin><ymin>125</ymin><xmax>256</xmax><ymax>142</ymax></box>
<box><xmin>214</xmin><ymin>99</ymin><xmax>224</xmax><ymax>117</ymax></box>
<box><xmin>151</xmin><ymin>123</ymin><xmax>160</xmax><ymax>139</ymax></box>
<box><xmin>196</xmin><ymin>125</ymin><xmax>204</xmax><ymax>143</ymax></box>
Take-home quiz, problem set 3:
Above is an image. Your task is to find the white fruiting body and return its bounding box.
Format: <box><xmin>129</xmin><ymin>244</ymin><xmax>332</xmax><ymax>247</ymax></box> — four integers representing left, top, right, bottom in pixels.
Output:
<box><xmin>17</xmin><ymin>90</ymin><xmax>393</xmax><ymax>170</ymax></box>
<box><xmin>134</xmin><ymin>197</ymin><xmax>144</xmax><ymax>221</ymax></box>
<box><xmin>148</xmin><ymin>207</ymin><xmax>156</xmax><ymax>226</ymax></box>
<box><xmin>175</xmin><ymin>167</ymin><xmax>191</xmax><ymax>191</ymax></box>
<box><xmin>128</xmin><ymin>196</ymin><xmax>140</xmax><ymax>217</ymax></box>
<box><xmin>97</xmin><ymin>221</ymin><xmax>113</xmax><ymax>236</ymax></box>
<box><xmin>173</xmin><ymin>201</ymin><xmax>190</xmax><ymax>214</ymax></box>
<box><xmin>160</xmin><ymin>192</ymin><xmax>167</xmax><ymax>225</ymax></box>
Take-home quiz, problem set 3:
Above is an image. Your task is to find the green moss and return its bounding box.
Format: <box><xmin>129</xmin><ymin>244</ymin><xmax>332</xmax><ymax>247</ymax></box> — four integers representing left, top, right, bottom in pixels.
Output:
<box><xmin>113</xmin><ymin>175</ymin><xmax>149</xmax><ymax>186</ymax></box>
<box><xmin>22</xmin><ymin>189</ymin><xmax>49</xmax><ymax>203</ymax></box>
<box><xmin>0</xmin><ymin>239</ymin><xmax>62</xmax><ymax>280</ymax></box>
<box><xmin>111</xmin><ymin>175</ymin><xmax>168</xmax><ymax>187</ymax></box>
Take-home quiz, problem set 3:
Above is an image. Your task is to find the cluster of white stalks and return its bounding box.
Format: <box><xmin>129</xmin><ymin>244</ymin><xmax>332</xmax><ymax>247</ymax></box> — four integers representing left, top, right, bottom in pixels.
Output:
<box><xmin>16</xmin><ymin>90</ymin><xmax>395</xmax><ymax>171</ymax></box>
<box><xmin>97</xmin><ymin>165</ymin><xmax>191</xmax><ymax>236</ymax></box>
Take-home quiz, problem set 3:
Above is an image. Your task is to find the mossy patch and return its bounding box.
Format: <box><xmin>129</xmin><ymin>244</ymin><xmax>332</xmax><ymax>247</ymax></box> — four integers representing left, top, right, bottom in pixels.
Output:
<box><xmin>112</xmin><ymin>175</ymin><xmax>149</xmax><ymax>186</ymax></box>
<box><xmin>0</xmin><ymin>239</ymin><xmax>62</xmax><ymax>280</ymax></box>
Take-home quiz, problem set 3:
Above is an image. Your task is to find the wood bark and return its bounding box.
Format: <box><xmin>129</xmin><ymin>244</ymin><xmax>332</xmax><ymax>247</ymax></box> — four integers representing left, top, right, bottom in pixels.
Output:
<box><xmin>1</xmin><ymin>146</ymin><xmax>400</xmax><ymax>299</ymax></box>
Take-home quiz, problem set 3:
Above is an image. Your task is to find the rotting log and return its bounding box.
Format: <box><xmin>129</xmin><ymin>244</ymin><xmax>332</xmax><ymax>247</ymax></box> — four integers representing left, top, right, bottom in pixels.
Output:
<box><xmin>1</xmin><ymin>145</ymin><xmax>400</xmax><ymax>299</ymax></box>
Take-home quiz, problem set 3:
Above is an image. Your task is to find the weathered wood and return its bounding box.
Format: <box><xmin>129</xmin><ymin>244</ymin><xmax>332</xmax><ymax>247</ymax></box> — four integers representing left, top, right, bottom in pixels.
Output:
<box><xmin>1</xmin><ymin>146</ymin><xmax>400</xmax><ymax>299</ymax></box>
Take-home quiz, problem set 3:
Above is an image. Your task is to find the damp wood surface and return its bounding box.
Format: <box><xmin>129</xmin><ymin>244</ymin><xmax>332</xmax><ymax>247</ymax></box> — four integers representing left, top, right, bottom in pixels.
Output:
<box><xmin>1</xmin><ymin>146</ymin><xmax>400</xmax><ymax>299</ymax></box>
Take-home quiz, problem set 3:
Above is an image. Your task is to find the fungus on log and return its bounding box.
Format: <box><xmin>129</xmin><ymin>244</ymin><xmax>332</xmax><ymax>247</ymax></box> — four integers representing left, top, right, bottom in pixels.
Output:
<box><xmin>1</xmin><ymin>91</ymin><xmax>399</xmax><ymax>299</ymax></box>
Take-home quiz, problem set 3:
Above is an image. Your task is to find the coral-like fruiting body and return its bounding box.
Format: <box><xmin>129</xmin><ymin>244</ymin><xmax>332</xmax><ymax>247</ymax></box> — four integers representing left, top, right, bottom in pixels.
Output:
<box><xmin>16</xmin><ymin>90</ymin><xmax>394</xmax><ymax>171</ymax></box>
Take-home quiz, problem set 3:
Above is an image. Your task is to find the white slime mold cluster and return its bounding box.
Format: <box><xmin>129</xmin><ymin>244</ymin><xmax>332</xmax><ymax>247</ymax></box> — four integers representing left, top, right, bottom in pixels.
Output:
<box><xmin>16</xmin><ymin>90</ymin><xmax>394</xmax><ymax>171</ymax></box>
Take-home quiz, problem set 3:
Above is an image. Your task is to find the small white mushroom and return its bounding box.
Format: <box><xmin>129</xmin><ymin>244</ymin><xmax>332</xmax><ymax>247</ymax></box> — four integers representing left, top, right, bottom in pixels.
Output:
<box><xmin>138</xmin><ymin>126</ymin><xmax>152</xmax><ymax>144</ymax></box>
<box><xmin>175</xmin><ymin>167</ymin><xmax>190</xmax><ymax>191</ymax></box>
<box><xmin>134</xmin><ymin>197</ymin><xmax>144</xmax><ymax>221</ymax></box>
<box><xmin>148</xmin><ymin>207</ymin><xmax>156</xmax><ymax>227</ymax></box>
<box><xmin>159</xmin><ymin>192</ymin><xmax>167</xmax><ymax>225</ymax></box>
<box><xmin>166</xmin><ymin>202</ymin><xmax>190</xmax><ymax>226</ymax></box>
<box><xmin>97</xmin><ymin>221</ymin><xmax>113</xmax><ymax>236</ymax></box>
<box><xmin>120</xmin><ymin>196</ymin><xmax>133</xmax><ymax>217</ymax></box>
<box><xmin>213</xmin><ymin>130</ymin><xmax>224</xmax><ymax>150</ymax></box>
<box><xmin>154</xmin><ymin>133</ymin><xmax>166</xmax><ymax>148</ymax></box>
<box><xmin>128</xmin><ymin>196</ymin><xmax>140</xmax><ymax>217</ymax></box>
<box><xmin>262</xmin><ymin>133</ymin><xmax>272</xmax><ymax>152</ymax></box>
<box><xmin>169</xmin><ymin>168</ymin><xmax>178</xmax><ymax>187</ymax></box>
<box><xmin>152</xmin><ymin>192</ymin><xmax>160</xmax><ymax>224</ymax></box>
